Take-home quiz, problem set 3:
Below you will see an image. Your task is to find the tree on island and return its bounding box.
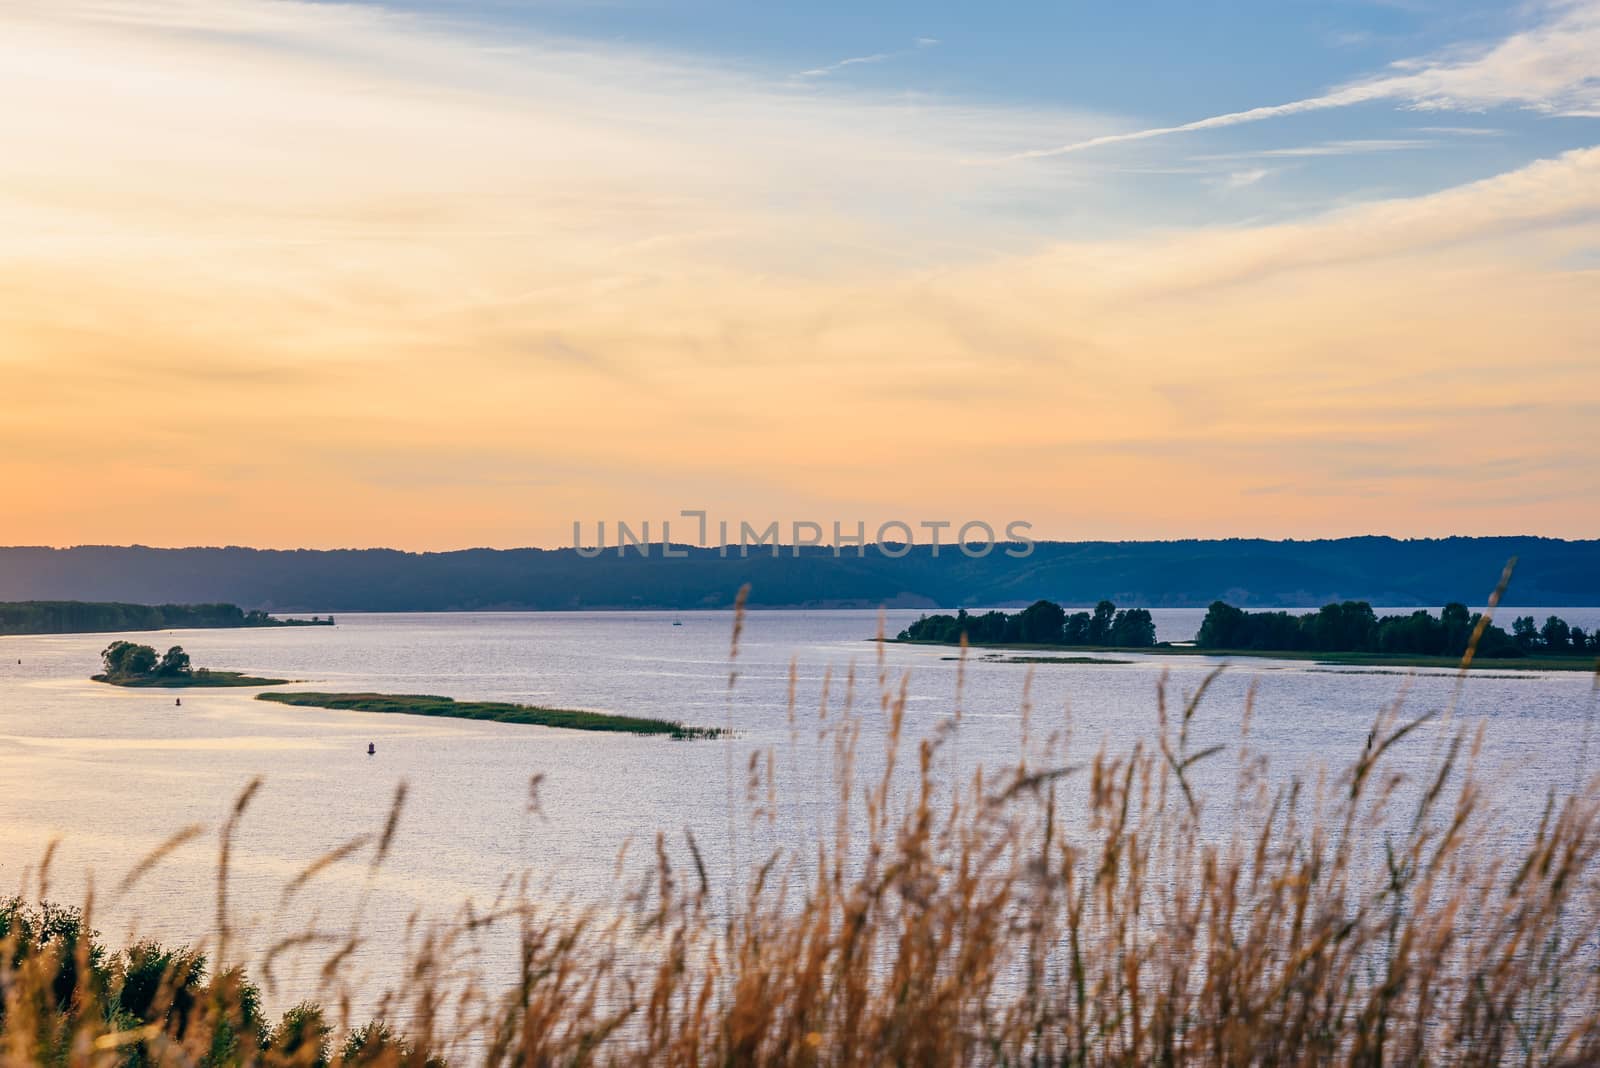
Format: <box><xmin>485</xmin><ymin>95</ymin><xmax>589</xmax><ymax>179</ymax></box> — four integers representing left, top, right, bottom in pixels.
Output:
<box><xmin>1017</xmin><ymin>600</ymin><xmax>1066</xmax><ymax>644</ymax></box>
<box><xmin>898</xmin><ymin>600</ymin><xmax>1158</xmax><ymax>648</ymax></box>
<box><xmin>1513</xmin><ymin>616</ymin><xmax>1539</xmax><ymax>651</ymax></box>
<box><xmin>1086</xmin><ymin>601</ymin><xmax>1114</xmax><ymax>645</ymax></box>
<box><xmin>101</xmin><ymin>641</ymin><xmax>158</xmax><ymax>678</ymax></box>
<box><xmin>101</xmin><ymin>641</ymin><xmax>193</xmax><ymax>680</ymax></box>
<box><xmin>156</xmin><ymin>646</ymin><xmax>192</xmax><ymax>677</ymax></box>
<box><xmin>1542</xmin><ymin>615</ymin><xmax>1572</xmax><ymax>652</ymax></box>
<box><xmin>1110</xmin><ymin>607</ymin><xmax>1157</xmax><ymax>647</ymax></box>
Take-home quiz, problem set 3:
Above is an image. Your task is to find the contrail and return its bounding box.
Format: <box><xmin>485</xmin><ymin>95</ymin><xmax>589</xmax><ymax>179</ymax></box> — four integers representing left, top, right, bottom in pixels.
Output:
<box><xmin>994</xmin><ymin>83</ymin><xmax>1395</xmax><ymax>162</ymax></box>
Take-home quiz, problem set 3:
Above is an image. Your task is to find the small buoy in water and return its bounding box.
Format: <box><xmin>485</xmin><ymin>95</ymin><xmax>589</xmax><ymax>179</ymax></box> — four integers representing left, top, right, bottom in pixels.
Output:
<box><xmin>367</xmin><ymin>742</ymin><xmax>376</xmax><ymax>756</ymax></box>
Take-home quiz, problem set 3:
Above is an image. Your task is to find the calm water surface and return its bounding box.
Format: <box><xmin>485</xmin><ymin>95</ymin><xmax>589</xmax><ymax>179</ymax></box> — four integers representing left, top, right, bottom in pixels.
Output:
<box><xmin>2</xmin><ymin>608</ymin><xmax>1597</xmax><ymax>1012</ymax></box>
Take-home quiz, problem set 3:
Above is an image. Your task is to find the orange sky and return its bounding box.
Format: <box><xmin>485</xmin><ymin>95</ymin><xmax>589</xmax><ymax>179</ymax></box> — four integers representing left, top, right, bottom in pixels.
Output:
<box><xmin>3</xmin><ymin>2</ymin><xmax>1597</xmax><ymax>549</ymax></box>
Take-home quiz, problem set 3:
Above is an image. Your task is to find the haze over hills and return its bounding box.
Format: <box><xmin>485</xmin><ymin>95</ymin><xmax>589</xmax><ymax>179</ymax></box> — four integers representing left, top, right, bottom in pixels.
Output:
<box><xmin>0</xmin><ymin>538</ymin><xmax>1594</xmax><ymax>612</ymax></box>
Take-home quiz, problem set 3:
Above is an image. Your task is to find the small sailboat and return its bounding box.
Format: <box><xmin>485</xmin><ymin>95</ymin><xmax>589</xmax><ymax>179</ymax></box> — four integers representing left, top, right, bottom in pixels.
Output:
<box><xmin>367</xmin><ymin>742</ymin><xmax>376</xmax><ymax>756</ymax></box>
<box><xmin>672</xmin><ymin>618</ymin><xmax>683</xmax><ymax>626</ymax></box>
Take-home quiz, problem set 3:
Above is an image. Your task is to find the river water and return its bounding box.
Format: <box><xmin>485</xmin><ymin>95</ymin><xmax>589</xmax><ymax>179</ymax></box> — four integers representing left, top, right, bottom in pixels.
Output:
<box><xmin>2</xmin><ymin>608</ymin><xmax>1597</xmax><ymax>1017</ymax></box>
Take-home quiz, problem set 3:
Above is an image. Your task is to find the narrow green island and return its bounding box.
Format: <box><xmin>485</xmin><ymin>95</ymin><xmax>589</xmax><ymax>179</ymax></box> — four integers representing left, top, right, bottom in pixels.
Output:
<box><xmin>91</xmin><ymin>641</ymin><xmax>289</xmax><ymax>688</ymax></box>
<box><xmin>943</xmin><ymin>654</ymin><xmax>1133</xmax><ymax>665</ymax></box>
<box><xmin>897</xmin><ymin>599</ymin><xmax>1600</xmax><ymax>672</ymax></box>
<box><xmin>257</xmin><ymin>691</ymin><xmax>726</xmax><ymax>739</ymax></box>
<box><xmin>994</xmin><ymin>654</ymin><xmax>1133</xmax><ymax>665</ymax></box>
<box><xmin>1</xmin><ymin>600</ymin><xmax>333</xmax><ymax>636</ymax></box>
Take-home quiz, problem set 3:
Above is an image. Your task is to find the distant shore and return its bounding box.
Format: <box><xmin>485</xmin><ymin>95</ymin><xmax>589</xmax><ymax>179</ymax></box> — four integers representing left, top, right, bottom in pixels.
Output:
<box><xmin>1</xmin><ymin>600</ymin><xmax>333</xmax><ymax>637</ymax></box>
<box><xmin>3</xmin><ymin>537</ymin><xmax>1597</xmax><ymax>613</ymax></box>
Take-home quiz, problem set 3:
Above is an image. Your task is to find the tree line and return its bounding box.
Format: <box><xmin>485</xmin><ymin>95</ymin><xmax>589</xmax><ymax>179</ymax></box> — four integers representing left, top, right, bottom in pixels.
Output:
<box><xmin>1196</xmin><ymin>601</ymin><xmax>1599</xmax><ymax>657</ymax></box>
<box><xmin>899</xmin><ymin>598</ymin><xmax>1598</xmax><ymax>658</ymax></box>
<box><xmin>898</xmin><ymin>600</ymin><xmax>1158</xmax><ymax>648</ymax></box>
<box><xmin>0</xmin><ymin>601</ymin><xmax>332</xmax><ymax>635</ymax></box>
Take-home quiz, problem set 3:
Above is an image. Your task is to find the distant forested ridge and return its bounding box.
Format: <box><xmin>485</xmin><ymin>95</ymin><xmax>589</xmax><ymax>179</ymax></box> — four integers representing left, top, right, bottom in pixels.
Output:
<box><xmin>1196</xmin><ymin>601</ymin><xmax>1599</xmax><ymax>657</ymax></box>
<box><xmin>0</xmin><ymin>601</ymin><xmax>332</xmax><ymax>636</ymax></box>
<box><xmin>899</xmin><ymin>600</ymin><xmax>1157</xmax><ymax>647</ymax></box>
<box><xmin>0</xmin><ymin>538</ymin><xmax>1595</xmax><ymax>611</ymax></box>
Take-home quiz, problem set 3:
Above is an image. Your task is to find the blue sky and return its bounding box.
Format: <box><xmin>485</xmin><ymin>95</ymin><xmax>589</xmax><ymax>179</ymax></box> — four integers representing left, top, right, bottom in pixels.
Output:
<box><xmin>377</xmin><ymin>0</ymin><xmax>1517</xmax><ymax>111</ymax></box>
<box><xmin>348</xmin><ymin>0</ymin><xmax>1599</xmax><ymax>231</ymax></box>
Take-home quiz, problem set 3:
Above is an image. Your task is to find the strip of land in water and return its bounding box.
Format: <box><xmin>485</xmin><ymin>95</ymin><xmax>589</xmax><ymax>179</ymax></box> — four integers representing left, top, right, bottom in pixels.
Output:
<box><xmin>895</xmin><ymin>639</ymin><xmax>1598</xmax><ymax>672</ymax></box>
<box><xmin>942</xmin><ymin>653</ymin><xmax>1133</xmax><ymax>665</ymax></box>
<box><xmin>93</xmin><ymin>670</ymin><xmax>290</xmax><ymax>688</ymax></box>
<box><xmin>257</xmin><ymin>691</ymin><xmax>726</xmax><ymax>738</ymax></box>
<box><xmin>1</xmin><ymin>600</ymin><xmax>332</xmax><ymax>636</ymax></box>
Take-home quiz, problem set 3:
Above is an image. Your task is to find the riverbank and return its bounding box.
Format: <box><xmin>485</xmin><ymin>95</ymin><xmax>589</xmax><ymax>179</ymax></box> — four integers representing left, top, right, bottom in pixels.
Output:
<box><xmin>257</xmin><ymin>691</ymin><xmax>725</xmax><ymax>738</ymax></box>
<box><xmin>0</xmin><ymin>600</ymin><xmax>333</xmax><ymax>636</ymax></box>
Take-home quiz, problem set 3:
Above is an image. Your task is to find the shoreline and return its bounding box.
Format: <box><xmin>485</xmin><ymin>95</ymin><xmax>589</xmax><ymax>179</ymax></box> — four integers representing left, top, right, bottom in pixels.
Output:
<box><xmin>92</xmin><ymin>671</ymin><xmax>292</xmax><ymax>688</ymax></box>
<box><xmin>3</xmin><ymin>621</ymin><xmax>332</xmax><ymax>638</ymax></box>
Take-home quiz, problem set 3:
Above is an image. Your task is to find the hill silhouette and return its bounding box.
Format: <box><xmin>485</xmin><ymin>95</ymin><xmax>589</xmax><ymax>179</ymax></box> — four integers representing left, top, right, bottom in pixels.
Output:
<box><xmin>0</xmin><ymin>538</ymin><xmax>1593</xmax><ymax>611</ymax></box>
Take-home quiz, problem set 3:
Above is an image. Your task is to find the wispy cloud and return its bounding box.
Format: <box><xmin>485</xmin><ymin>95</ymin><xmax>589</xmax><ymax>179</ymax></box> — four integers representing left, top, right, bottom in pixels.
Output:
<box><xmin>997</xmin><ymin>0</ymin><xmax>1600</xmax><ymax>160</ymax></box>
<box><xmin>1326</xmin><ymin>29</ymin><xmax>1377</xmax><ymax>49</ymax></box>
<box><xmin>796</xmin><ymin>35</ymin><xmax>938</xmax><ymax>79</ymax></box>
<box><xmin>1195</xmin><ymin>138</ymin><xmax>1436</xmax><ymax>161</ymax></box>
<box><xmin>1216</xmin><ymin>168</ymin><xmax>1272</xmax><ymax>190</ymax></box>
<box><xmin>994</xmin><ymin>85</ymin><xmax>1406</xmax><ymax>161</ymax></box>
<box><xmin>1413</xmin><ymin>125</ymin><xmax>1507</xmax><ymax>136</ymax></box>
<box><xmin>9</xmin><ymin>0</ymin><xmax>378</xmax><ymax>34</ymax></box>
<box><xmin>798</xmin><ymin>51</ymin><xmax>893</xmax><ymax>78</ymax></box>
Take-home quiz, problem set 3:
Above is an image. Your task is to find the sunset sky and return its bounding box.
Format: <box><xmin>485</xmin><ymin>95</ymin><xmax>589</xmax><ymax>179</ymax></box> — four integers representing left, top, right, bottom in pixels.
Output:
<box><xmin>3</xmin><ymin>0</ymin><xmax>1598</xmax><ymax>549</ymax></box>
